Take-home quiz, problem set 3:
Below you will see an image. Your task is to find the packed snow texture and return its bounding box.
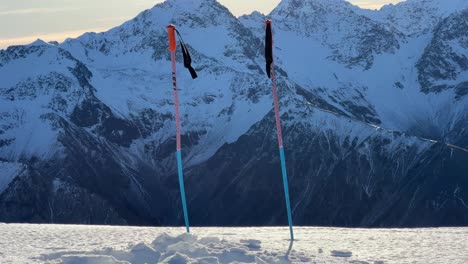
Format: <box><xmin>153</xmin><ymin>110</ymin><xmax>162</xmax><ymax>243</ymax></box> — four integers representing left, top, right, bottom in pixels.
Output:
<box><xmin>0</xmin><ymin>224</ymin><xmax>467</xmax><ymax>263</ymax></box>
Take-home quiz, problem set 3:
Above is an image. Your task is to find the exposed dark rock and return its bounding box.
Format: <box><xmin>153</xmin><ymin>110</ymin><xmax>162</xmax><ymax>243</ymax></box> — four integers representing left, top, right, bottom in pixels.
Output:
<box><xmin>417</xmin><ymin>10</ymin><xmax>468</xmax><ymax>94</ymax></box>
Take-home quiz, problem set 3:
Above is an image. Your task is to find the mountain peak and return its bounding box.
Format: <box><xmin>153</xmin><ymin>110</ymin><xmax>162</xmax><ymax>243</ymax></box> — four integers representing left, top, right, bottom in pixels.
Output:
<box><xmin>27</xmin><ymin>39</ymin><xmax>49</xmax><ymax>47</ymax></box>
<box><xmin>239</xmin><ymin>11</ymin><xmax>265</xmax><ymax>23</ymax></box>
<box><xmin>272</xmin><ymin>0</ymin><xmax>354</xmax><ymax>18</ymax></box>
<box><xmin>244</xmin><ymin>11</ymin><xmax>265</xmax><ymax>18</ymax></box>
<box><xmin>1</xmin><ymin>0</ymin><xmax>468</xmax><ymax>230</ymax></box>
<box><xmin>359</xmin><ymin>0</ymin><xmax>468</xmax><ymax>35</ymax></box>
<box><xmin>276</xmin><ymin>0</ymin><xmax>350</xmax><ymax>9</ymax></box>
<box><xmin>380</xmin><ymin>0</ymin><xmax>468</xmax><ymax>11</ymax></box>
<box><xmin>161</xmin><ymin>0</ymin><xmax>217</xmax><ymax>9</ymax></box>
<box><xmin>137</xmin><ymin>0</ymin><xmax>233</xmax><ymax>27</ymax></box>
<box><xmin>166</xmin><ymin>0</ymin><xmax>216</xmax><ymax>5</ymax></box>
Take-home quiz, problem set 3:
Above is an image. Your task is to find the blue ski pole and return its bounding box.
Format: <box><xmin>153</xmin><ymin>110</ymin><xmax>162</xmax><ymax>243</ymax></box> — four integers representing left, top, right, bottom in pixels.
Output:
<box><xmin>167</xmin><ymin>24</ymin><xmax>190</xmax><ymax>233</ymax></box>
<box><xmin>265</xmin><ymin>20</ymin><xmax>294</xmax><ymax>241</ymax></box>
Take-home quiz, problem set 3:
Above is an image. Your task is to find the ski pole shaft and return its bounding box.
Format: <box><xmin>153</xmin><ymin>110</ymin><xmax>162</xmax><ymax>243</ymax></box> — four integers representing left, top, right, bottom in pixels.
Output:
<box><xmin>271</xmin><ymin>63</ymin><xmax>294</xmax><ymax>241</ymax></box>
<box><xmin>167</xmin><ymin>24</ymin><xmax>190</xmax><ymax>233</ymax></box>
<box><xmin>266</xmin><ymin>20</ymin><xmax>294</xmax><ymax>241</ymax></box>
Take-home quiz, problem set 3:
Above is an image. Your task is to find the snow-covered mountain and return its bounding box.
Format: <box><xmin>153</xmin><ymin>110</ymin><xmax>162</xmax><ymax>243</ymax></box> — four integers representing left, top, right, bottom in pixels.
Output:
<box><xmin>359</xmin><ymin>0</ymin><xmax>468</xmax><ymax>35</ymax></box>
<box><xmin>0</xmin><ymin>0</ymin><xmax>467</xmax><ymax>227</ymax></box>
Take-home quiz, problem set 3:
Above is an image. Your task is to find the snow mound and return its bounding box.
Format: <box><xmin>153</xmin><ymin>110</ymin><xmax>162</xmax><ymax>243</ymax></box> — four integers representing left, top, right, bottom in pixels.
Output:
<box><xmin>43</xmin><ymin>232</ymin><xmax>300</xmax><ymax>264</ymax></box>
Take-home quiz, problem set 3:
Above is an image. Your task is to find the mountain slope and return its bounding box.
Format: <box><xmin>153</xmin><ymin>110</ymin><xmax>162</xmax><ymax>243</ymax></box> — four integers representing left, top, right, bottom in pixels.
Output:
<box><xmin>1</xmin><ymin>0</ymin><xmax>467</xmax><ymax>227</ymax></box>
<box><xmin>0</xmin><ymin>0</ymin><xmax>278</xmax><ymax>225</ymax></box>
<box><xmin>239</xmin><ymin>0</ymin><xmax>468</xmax><ymax>144</ymax></box>
<box><xmin>359</xmin><ymin>0</ymin><xmax>468</xmax><ymax>35</ymax></box>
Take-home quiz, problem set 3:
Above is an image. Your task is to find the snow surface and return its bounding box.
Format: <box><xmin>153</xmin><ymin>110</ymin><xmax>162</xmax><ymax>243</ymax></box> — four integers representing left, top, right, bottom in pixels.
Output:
<box><xmin>0</xmin><ymin>224</ymin><xmax>467</xmax><ymax>263</ymax></box>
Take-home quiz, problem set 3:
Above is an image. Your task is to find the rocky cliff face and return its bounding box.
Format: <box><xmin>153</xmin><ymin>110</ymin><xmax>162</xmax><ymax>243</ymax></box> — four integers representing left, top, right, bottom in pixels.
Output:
<box><xmin>0</xmin><ymin>0</ymin><xmax>467</xmax><ymax>227</ymax></box>
<box><xmin>417</xmin><ymin>10</ymin><xmax>468</xmax><ymax>96</ymax></box>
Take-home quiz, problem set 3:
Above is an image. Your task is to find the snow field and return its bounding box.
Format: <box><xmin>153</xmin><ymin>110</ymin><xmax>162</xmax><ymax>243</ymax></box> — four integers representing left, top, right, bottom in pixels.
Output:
<box><xmin>0</xmin><ymin>224</ymin><xmax>467</xmax><ymax>263</ymax></box>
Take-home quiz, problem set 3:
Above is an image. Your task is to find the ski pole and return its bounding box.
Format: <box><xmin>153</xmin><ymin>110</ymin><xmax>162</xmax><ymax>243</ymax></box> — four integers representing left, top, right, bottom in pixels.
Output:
<box><xmin>265</xmin><ymin>19</ymin><xmax>294</xmax><ymax>241</ymax></box>
<box><xmin>167</xmin><ymin>24</ymin><xmax>190</xmax><ymax>233</ymax></box>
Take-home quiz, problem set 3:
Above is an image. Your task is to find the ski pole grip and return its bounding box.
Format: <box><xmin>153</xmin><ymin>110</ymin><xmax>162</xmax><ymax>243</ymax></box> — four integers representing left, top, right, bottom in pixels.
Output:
<box><xmin>265</xmin><ymin>20</ymin><xmax>273</xmax><ymax>78</ymax></box>
<box><xmin>167</xmin><ymin>24</ymin><xmax>177</xmax><ymax>52</ymax></box>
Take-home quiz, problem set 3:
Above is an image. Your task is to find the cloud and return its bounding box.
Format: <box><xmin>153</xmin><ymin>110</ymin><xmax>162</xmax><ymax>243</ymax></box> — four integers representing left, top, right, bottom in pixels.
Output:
<box><xmin>0</xmin><ymin>7</ymin><xmax>78</xmax><ymax>16</ymax></box>
<box><xmin>0</xmin><ymin>27</ymin><xmax>109</xmax><ymax>49</ymax></box>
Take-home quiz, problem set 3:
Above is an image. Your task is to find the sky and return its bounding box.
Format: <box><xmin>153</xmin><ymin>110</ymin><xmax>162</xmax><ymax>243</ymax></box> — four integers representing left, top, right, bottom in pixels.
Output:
<box><xmin>0</xmin><ymin>0</ymin><xmax>403</xmax><ymax>49</ymax></box>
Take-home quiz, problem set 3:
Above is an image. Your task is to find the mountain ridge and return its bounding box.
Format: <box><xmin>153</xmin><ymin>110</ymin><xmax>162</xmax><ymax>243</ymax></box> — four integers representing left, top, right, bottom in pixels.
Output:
<box><xmin>0</xmin><ymin>0</ymin><xmax>467</xmax><ymax>227</ymax></box>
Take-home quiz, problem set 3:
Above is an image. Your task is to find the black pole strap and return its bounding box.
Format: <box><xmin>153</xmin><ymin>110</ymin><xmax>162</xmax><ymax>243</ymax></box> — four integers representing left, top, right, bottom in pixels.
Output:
<box><xmin>265</xmin><ymin>22</ymin><xmax>273</xmax><ymax>79</ymax></box>
<box><xmin>175</xmin><ymin>29</ymin><xmax>198</xmax><ymax>79</ymax></box>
